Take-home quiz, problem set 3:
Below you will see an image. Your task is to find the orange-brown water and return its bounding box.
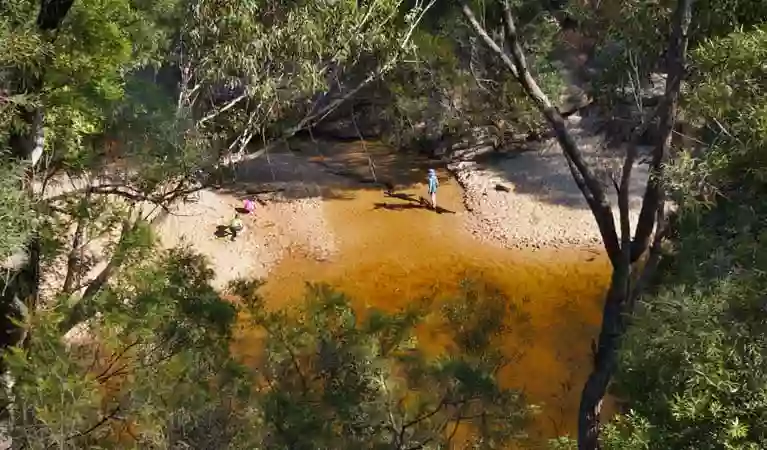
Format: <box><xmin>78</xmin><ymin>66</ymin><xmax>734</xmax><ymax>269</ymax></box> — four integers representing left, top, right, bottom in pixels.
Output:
<box><xmin>240</xmin><ymin>163</ymin><xmax>612</xmax><ymax>445</ymax></box>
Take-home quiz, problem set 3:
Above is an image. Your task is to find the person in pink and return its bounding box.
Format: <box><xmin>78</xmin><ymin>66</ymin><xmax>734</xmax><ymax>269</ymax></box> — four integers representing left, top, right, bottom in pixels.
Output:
<box><xmin>243</xmin><ymin>199</ymin><xmax>255</xmax><ymax>214</ymax></box>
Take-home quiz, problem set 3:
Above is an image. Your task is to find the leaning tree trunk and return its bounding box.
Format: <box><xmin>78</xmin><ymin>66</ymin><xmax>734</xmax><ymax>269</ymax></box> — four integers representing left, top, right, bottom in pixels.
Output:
<box><xmin>458</xmin><ymin>0</ymin><xmax>694</xmax><ymax>448</ymax></box>
<box><xmin>577</xmin><ymin>262</ymin><xmax>630</xmax><ymax>449</ymax></box>
<box><xmin>576</xmin><ymin>0</ymin><xmax>693</xmax><ymax>447</ymax></box>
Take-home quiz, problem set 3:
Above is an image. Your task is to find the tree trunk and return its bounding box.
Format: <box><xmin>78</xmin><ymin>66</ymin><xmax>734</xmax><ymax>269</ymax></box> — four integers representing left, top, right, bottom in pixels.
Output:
<box><xmin>577</xmin><ymin>263</ymin><xmax>629</xmax><ymax>449</ymax></box>
<box><xmin>60</xmin><ymin>209</ymin><xmax>170</xmax><ymax>334</ymax></box>
<box><xmin>0</xmin><ymin>112</ymin><xmax>44</xmax><ymax>353</ymax></box>
<box><xmin>577</xmin><ymin>1</ymin><xmax>694</xmax><ymax>447</ymax></box>
<box><xmin>459</xmin><ymin>0</ymin><xmax>693</xmax><ymax>447</ymax></box>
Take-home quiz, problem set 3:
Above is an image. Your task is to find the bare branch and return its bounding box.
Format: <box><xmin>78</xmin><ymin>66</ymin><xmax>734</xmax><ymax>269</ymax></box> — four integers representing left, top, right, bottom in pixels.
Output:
<box><xmin>629</xmin><ymin>206</ymin><xmax>671</xmax><ymax>311</ymax></box>
<box><xmin>45</xmin><ymin>179</ymin><xmax>205</xmax><ymax>213</ymax></box>
<box><xmin>617</xmin><ymin>53</ymin><xmax>648</xmax><ymax>250</ymax></box>
<box><xmin>59</xmin><ymin>219</ymin><xmax>131</xmax><ymax>332</ymax></box>
<box><xmin>379</xmin><ymin>374</ymin><xmax>401</xmax><ymax>440</ymax></box>
<box><xmin>94</xmin><ymin>339</ymin><xmax>141</xmax><ymax>383</ymax></box>
<box><xmin>197</xmin><ymin>93</ymin><xmax>248</xmax><ymax>127</ymax></box>
<box><xmin>445</xmin><ymin>413</ymin><xmax>463</xmax><ymax>446</ymax></box>
<box><xmin>564</xmin><ymin>153</ymin><xmax>598</xmax><ymax>210</ymax></box>
<box><xmin>618</xmin><ymin>147</ymin><xmax>636</xmax><ymax>252</ymax></box>
<box><xmin>256</xmin><ymin>320</ymin><xmax>310</xmax><ymax>395</ymax></box>
<box><xmin>459</xmin><ymin>3</ymin><xmax>520</xmax><ymax>78</ymax></box>
<box><xmin>66</xmin><ymin>405</ymin><xmax>122</xmax><ymax>442</ymax></box>
<box><xmin>62</xmin><ymin>191</ymin><xmax>92</xmax><ymax>294</ymax></box>
<box><xmin>631</xmin><ymin>0</ymin><xmax>694</xmax><ymax>262</ymax></box>
<box><xmin>460</xmin><ymin>0</ymin><xmax>621</xmax><ymax>260</ymax></box>
<box><xmin>59</xmin><ymin>208</ymin><xmax>168</xmax><ymax>333</ymax></box>
<box><xmin>397</xmin><ymin>396</ymin><xmax>449</xmax><ymax>447</ymax></box>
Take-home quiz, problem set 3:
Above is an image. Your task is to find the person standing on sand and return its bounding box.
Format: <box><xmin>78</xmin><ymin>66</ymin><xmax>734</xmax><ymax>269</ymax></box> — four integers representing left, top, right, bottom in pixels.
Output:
<box><xmin>427</xmin><ymin>168</ymin><xmax>439</xmax><ymax>210</ymax></box>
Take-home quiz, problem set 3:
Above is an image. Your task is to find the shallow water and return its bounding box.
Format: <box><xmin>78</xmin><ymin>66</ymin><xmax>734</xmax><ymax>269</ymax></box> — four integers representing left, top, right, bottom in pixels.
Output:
<box><xmin>249</xmin><ymin>171</ymin><xmax>608</xmax><ymax>442</ymax></box>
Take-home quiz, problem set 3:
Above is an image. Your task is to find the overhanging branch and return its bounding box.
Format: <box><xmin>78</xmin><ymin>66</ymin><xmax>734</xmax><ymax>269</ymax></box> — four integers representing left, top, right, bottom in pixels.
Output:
<box><xmin>460</xmin><ymin>0</ymin><xmax>621</xmax><ymax>260</ymax></box>
<box><xmin>630</xmin><ymin>0</ymin><xmax>693</xmax><ymax>262</ymax></box>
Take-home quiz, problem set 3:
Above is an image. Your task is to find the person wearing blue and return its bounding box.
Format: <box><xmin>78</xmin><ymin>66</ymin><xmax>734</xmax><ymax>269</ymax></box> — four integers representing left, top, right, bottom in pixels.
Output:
<box><xmin>427</xmin><ymin>168</ymin><xmax>439</xmax><ymax>210</ymax></box>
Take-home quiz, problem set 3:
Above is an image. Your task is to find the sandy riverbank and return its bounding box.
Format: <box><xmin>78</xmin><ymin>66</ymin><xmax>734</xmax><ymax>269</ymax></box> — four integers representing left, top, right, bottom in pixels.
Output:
<box><xmin>148</xmin><ymin>116</ymin><xmax>647</xmax><ymax>286</ymax></box>
<box><xmin>154</xmin><ymin>152</ymin><xmax>347</xmax><ymax>288</ymax></box>
<box><xmin>449</xmin><ymin>115</ymin><xmax>649</xmax><ymax>251</ymax></box>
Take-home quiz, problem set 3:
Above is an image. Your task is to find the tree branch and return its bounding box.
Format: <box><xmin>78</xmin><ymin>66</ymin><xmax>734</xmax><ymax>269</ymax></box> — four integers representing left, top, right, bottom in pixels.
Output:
<box><xmin>59</xmin><ymin>219</ymin><xmax>131</xmax><ymax>333</ymax></box>
<box><xmin>397</xmin><ymin>396</ymin><xmax>449</xmax><ymax>447</ymax></box>
<box><xmin>94</xmin><ymin>339</ymin><xmax>141</xmax><ymax>383</ymax></box>
<box><xmin>228</xmin><ymin>0</ymin><xmax>437</xmax><ymax>167</ymax></box>
<box><xmin>62</xmin><ymin>191</ymin><xmax>92</xmax><ymax>294</ymax></box>
<box><xmin>577</xmin><ymin>2</ymin><xmax>695</xmax><ymax>448</ymax></box>
<box><xmin>66</xmin><ymin>405</ymin><xmax>121</xmax><ymax>442</ymax></box>
<box><xmin>630</xmin><ymin>0</ymin><xmax>693</xmax><ymax>262</ymax></box>
<box><xmin>256</xmin><ymin>319</ymin><xmax>310</xmax><ymax>396</ymax></box>
<box><xmin>59</xmin><ymin>208</ymin><xmax>166</xmax><ymax>333</ymax></box>
<box><xmin>46</xmin><ymin>179</ymin><xmax>205</xmax><ymax>213</ymax></box>
<box><xmin>197</xmin><ymin>93</ymin><xmax>248</xmax><ymax>127</ymax></box>
<box><xmin>461</xmin><ymin>0</ymin><xmax>621</xmax><ymax>260</ymax></box>
<box><xmin>618</xmin><ymin>144</ymin><xmax>636</xmax><ymax>255</ymax></box>
<box><xmin>629</xmin><ymin>206</ymin><xmax>671</xmax><ymax>312</ymax></box>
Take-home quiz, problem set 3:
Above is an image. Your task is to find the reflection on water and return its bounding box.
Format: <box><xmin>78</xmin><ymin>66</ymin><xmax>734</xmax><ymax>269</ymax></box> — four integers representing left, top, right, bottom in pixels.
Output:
<box><xmin>236</xmin><ymin>146</ymin><xmax>612</xmax><ymax>445</ymax></box>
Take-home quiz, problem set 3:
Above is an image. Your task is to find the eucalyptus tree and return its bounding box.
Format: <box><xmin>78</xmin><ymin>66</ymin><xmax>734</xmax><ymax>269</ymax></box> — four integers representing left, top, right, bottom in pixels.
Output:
<box><xmin>455</xmin><ymin>0</ymin><xmax>693</xmax><ymax>447</ymax></box>
<box><xmin>7</xmin><ymin>258</ymin><xmax>533</xmax><ymax>448</ymax></box>
<box><xmin>0</xmin><ymin>0</ymin><xmax>436</xmax><ymax>349</ymax></box>
<box><xmin>601</xmin><ymin>17</ymin><xmax>767</xmax><ymax>450</ymax></box>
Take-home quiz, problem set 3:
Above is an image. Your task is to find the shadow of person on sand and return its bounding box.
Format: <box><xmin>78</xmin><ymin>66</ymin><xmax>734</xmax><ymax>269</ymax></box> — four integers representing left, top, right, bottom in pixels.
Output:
<box><xmin>214</xmin><ymin>225</ymin><xmax>231</xmax><ymax>238</ymax></box>
<box><xmin>374</xmin><ymin>192</ymin><xmax>456</xmax><ymax>214</ymax></box>
<box><xmin>384</xmin><ymin>192</ymin><xmax>419</xmax><ymax>202</ymax></box>
<box><xmin>374</xmin><ymin>202</ymin><xmax>428</xmax><ymax>212</ymax></box>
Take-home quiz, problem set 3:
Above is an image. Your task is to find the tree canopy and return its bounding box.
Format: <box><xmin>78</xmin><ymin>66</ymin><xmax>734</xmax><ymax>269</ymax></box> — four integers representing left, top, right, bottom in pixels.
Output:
<box><xmin>601</xmin><ymin>22</ymin><xmax>767</xmax><ymax>450</ymax></box>
<box><xmin>1</xmin><ymin>0</ymin><xmax>767</xmax><ymax>449</ymax></box>
<box><xmin>7</xmin><ymin>250</ymin><xmax>534</xmax><ymax>448</ymax></box>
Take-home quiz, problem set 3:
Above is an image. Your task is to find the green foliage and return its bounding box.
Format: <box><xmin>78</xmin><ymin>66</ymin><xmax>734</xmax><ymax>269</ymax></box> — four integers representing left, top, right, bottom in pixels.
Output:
<box><xmin>601</xmin><ymin>22</ymin><xmax>767</xmax><ymax>450</ymax></box>
<box><xmin>238</xmin><ymin>281</ymin><xmax>533</xmax><ymax>449</ymax></box>
<box><xmin>605</xmin><ymin>146</ymin><xmax>767</xmax><ymax>450</ymax></box>
<box><xmin>0</xmin><ymin>0</ymin><xmax>432</xmax><ymax>339</ymax></box>
<box><xmin>580</xmin><ymin>0</ymin><xmax>767</xmax><ymax>107</ymax></box>
<box><xmin>2</xmin><ymin>0</ymin><xmax>429</xmax><ymax>192</ymax></box>
<box><xmin>6</xmin><ymin>246</ymin><xmax>242</xmax><ymax>448</ymax></box>
<box><xmin>659</xmin><ymin>25</ymin><xmax>767</xmax><ymax>278</ymax></box>
<box><xmin>607</xmin><ymin>133</ymin><xmax>767</xmax><ymax>449</ymax></box>
<box><xmin>5</xmin><ymin>244</ymin><xmax>533</xmax><ymax>448</ymax></box>
<box><xmin>548</xmin><ymin>435</ymin><xmax>578</xmax><ymax>450</ymax></box>
<box><xmin>681</xmin><ymin>26</ymin><xmax>767</xmax><ymax>193</ymax></box>
<box><xmin>603</xmin><ymin>274</ymin><xmax>767</xmax><ymax>449</ymax></box>
<box><xmin>379</xmin><ymin>0</ymin><xmax>563</xmax><ymax>151</ymax></box>
<box><xmin>0</xmin><ymin>158</ymin><xmax>33</xmax><ymax>260</ymax></box>
<box><xmin>0</xmin><ymin>0</ymin><xmax>177</xmax><ymax>170</ymax></box>
<box><xmin>175</xmin><ymin>0</ymin><xmax>431</xmax><ymax>149</ymax></box>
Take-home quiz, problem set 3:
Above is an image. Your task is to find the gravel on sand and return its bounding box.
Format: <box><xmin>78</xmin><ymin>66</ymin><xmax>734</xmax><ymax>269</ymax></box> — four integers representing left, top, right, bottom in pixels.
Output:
<box><xmin>449</xmin><ymin>115</ymin><xmax>650</xmax><ymax>250</ymax></box>
<box><xmin>155</xmin><ymin>152</ymin><xmax>343</xmax><ymax>289</ymax></box>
